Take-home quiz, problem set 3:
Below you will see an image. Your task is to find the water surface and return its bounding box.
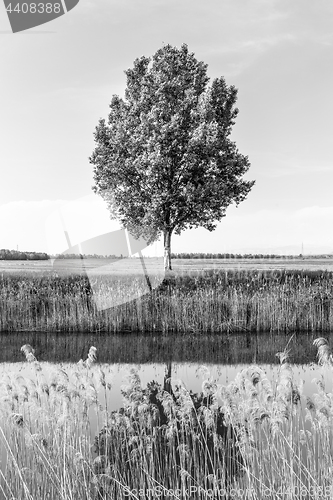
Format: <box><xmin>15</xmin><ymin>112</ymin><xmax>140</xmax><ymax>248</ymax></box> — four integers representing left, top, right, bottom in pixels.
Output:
<box><xmin>0</xmin><ymin>331</ymin><xmax>324</xmax><ymax>364</ymax></box>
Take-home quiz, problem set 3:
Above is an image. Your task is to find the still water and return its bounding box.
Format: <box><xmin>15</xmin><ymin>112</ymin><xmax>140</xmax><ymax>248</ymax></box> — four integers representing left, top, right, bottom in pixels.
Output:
<box><xmin>0</xmin><ymin>330</ymin><xmax>325</xmax><ymax>364</ymax></box>
<box><xmin>1</xmin><ymin>331</ymin><xmax>332</xmax><ymax>414</ymax></box>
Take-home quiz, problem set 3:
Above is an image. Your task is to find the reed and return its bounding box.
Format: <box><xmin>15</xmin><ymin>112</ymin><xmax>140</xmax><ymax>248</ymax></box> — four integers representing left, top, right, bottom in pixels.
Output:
<box><xmin>0</xmin><ymin>344</ymin><xmax>109</xmax><ymax>499</ymax></box>
<box><xmin>1</xmin><ymin>338</ymin><xmax>333</xmax><ymax>498</ymax></box>
<box><xmin>0</xmin><ymin>269</ymin><xmax>333</xmax><ymax>333</ymax></box>
<box><xmin>94</xmin><ymin>373</ymin><xmax>245</xmax><ymax>498</ymax></box>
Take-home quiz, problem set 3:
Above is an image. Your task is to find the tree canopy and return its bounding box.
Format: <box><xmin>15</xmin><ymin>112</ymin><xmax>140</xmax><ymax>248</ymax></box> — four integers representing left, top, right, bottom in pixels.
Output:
<box><xmin>90</xmin><ymin>43</ymin><xmax>255</xmax><ymax>270</ymax></box>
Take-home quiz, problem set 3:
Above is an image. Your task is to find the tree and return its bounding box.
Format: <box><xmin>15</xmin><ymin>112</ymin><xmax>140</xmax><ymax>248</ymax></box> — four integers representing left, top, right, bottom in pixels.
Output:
<box><xmin>90</xmin><ymin>43</ymin><xmax>255</xmax><ymax>270</ymax></box>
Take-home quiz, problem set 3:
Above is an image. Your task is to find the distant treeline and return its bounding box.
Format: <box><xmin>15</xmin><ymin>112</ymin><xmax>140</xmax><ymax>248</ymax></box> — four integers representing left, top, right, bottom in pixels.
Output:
<box><xmin>50</xmin><ymin>253</ymin><xmax>125</xmax><ymax>259</ymax></box>
<box><xmin>1</xmin><ymin>249</ymin><xmax>332</xmax><ymax>261</ymax></box>
<box><xmin>171</xmin><ymin>252</ymin><xmax>333</xmax><ymax>259</ymax></box>
<box><xmin>0</xmin><ymin>249</ymin><xmax>49</xmax><ymax>260</ymax></box>
<box><xmin>0</xmin><ymin>249</ymin><xmax>125</xmax><ymax>260</ymax></box>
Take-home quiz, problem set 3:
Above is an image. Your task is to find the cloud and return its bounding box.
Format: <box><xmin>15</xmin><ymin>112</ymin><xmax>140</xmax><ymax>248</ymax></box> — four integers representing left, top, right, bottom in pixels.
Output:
<box><xmin>0</xmin><ymin>200</ymin><xmax>66</xmax><ymax>252</ymax></box>
<box><xmin>215</xmin><ymin>33</ymin><xmax>297</xmax><ymax>57</ymax></box>
<box><xmin>0</xmin><ymin>197</ymin><xmax>164</xmax><ymax>256</ymax></box>
<box><xmin>263</xmin><ymin>162</ymin><xmax>333</xmax><ymax>179</ymax></box>
<box><xmin>1</xmin><ymin>200</ymin><xmax>332</xmax><ymax>256</ymax></box>
<box><xmin>171</xmin><ymin>206</ymin><xmax>333</xmax><ymax>254</ymax></box>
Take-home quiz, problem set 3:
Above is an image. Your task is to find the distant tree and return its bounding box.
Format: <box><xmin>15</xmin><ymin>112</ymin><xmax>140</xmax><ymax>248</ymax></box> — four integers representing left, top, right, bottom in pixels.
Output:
<box><xmin>90</xmin><ymin>44</ymin><xmax>255</xmax><ymax>270</ymax></box>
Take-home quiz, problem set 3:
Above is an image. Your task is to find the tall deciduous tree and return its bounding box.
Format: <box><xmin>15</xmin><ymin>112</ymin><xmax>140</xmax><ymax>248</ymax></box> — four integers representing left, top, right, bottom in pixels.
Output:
<box><xmin>90</xmin><ymin>44</ymin><xmax>255</xmax><ymax>270</ymax></box>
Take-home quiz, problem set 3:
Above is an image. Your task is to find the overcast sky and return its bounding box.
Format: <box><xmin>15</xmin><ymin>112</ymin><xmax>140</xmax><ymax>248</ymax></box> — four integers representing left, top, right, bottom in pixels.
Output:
<box><xmin>0</xmin><ymin>0</ymin><xmax>332</xmax><ymax>255</ymax></box>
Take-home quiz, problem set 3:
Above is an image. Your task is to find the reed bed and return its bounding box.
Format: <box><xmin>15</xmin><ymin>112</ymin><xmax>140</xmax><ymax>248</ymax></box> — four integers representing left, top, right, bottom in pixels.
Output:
<box><xmin>0</xmin><ymin>345</ymin><xmax>109</xmax><ymax>499</ymax></box>
<box><xmin>1</xmin><ymin>339</ymin><xmax>333</xmax><ymax>499</ymax></box>
<box><xmin>0</xmin><ymin>269</ymin><xmax>333</xmax><ymax>333</ymax></box>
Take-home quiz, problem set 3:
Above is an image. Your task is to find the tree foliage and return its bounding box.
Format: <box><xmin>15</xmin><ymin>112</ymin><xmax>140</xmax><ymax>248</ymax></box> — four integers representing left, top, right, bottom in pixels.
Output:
<box><xmin>90</xmin><ymin>44</ymin><xmax>255</xmax><ymax>269</ymax></box>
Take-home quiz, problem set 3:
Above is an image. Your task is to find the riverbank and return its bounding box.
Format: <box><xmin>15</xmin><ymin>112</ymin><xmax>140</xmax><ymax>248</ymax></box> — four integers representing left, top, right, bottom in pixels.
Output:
<box><xmin>0</xmin><ymin>269</ymin><xmax>332</xmax><ymax>333</ymax></box>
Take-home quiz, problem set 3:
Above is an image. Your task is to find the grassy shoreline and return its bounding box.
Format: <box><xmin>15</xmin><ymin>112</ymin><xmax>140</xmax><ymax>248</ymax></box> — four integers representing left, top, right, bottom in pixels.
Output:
<box><xmin>0</xmin><ymin>269</ymin><xmax>333</xmax><ymax>334</ymax></box>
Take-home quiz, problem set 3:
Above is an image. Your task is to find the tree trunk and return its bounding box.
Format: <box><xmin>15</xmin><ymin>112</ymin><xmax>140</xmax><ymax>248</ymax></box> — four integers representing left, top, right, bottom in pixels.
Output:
<box><xmin>163</xmin><ymin>229</ymin><xmax>172</xmax><ymax>271</ymax></box>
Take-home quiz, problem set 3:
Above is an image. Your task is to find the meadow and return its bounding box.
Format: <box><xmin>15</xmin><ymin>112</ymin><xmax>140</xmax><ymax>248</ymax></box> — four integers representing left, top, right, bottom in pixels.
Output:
<box><xmin>1</xmin><ymin>339</ymin><xmax>333</xmax><ymax>499</ymax></box>
<box><xmin>0</xmin><ymin>258</ymin><xmax>333</xmax><ymax>333</ymax></box>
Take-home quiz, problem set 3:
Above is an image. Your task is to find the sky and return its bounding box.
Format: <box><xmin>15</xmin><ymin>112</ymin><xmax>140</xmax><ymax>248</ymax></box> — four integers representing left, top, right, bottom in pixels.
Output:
<box><xmin>0</xmin><ymin>0</ymin><xmax>333</xmax><ymax>256</ymax></box>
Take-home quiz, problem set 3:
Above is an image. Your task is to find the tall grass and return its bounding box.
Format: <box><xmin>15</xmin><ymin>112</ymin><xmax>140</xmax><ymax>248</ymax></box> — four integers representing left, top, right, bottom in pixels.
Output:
<box><xmin>0</xmin><ymin>269</ymin><xmax>333</xmax><ymax>333</ymax></box>
<box><xmin>0</xmin><ymin>345</ymin><xmax>109</xmax><ymax>499</ymax></box>
<box><xmin>2</xmin><ymin>339</ymin><xmax>333</xmax><ymax>498</ymax></box>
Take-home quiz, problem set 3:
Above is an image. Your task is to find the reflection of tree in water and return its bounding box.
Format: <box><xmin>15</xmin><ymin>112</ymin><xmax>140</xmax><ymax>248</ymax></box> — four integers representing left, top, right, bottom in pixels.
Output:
<box><xmin>1</xmin><ymin>332</ymin><xmax>316</xmax><ymax>365</ymax></box>
<box><xmin>94</xmin><ymin>362</ymin><xmax>245</xmax><ymax>498</ymax></box>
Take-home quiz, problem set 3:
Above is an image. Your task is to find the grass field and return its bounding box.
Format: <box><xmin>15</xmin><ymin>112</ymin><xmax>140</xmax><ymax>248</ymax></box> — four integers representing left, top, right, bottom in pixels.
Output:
<box><xmin>2</xmin><ymin>257</ymin><xmax>333</xmax><ymax>274</ymax></box>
